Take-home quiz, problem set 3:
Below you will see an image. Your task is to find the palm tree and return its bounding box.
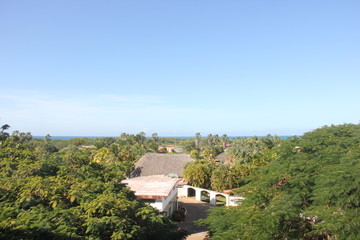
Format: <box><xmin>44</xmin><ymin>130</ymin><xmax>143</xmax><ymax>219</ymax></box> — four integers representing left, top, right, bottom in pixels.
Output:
<box><xmin>0</xmin><ymin>123</ymin><xmax>10</xmax><ymax>141</ymax></box>
<box><xmin>137</xmin><ymin>131</ymin><xmax>146</xmax><ymax>145</ymax></box>
<box><xmin>45</xmin><ymin>134</ymin><xmax>52</xmax><ymax>143</ymax></box>
<box><xmin>213</xmin><ymin>134</ymin><xmax>220</xmax><ymax>145</ymax></box>
<box><xmin>221</xmin><ymin>134</ymin><xmax>228</xmax><ymax>150</ymax></box>
<box><xmin>1</xmin><ymin>124</ymin><xmax>10</xmax><ymax>132</ymax></box>
<box><xmin>152</xmin><ymin>133</ymin><xmax>159</xmax><ymax>143</ymax></box>
<box><xmin>195</xmin><ymin>132</ymin><xmax>201</xmax><ymax>148</ymax></box>
<box><xmin>207</xmin><ymin>134</ymin><xmax>213</xmax><ymax>146</ymax></box>
<box><xmin>120</xmin><ymin>132</ymin><xmax>128</xmax><ymax>140</ymax></box>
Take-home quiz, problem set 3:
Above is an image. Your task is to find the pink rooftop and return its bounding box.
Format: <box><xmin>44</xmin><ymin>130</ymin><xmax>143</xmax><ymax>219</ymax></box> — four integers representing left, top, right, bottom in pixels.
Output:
<box><xmin>122</xmin><ymin>175</ymin><xmax>181</xmax><ymax>199</ymax></box>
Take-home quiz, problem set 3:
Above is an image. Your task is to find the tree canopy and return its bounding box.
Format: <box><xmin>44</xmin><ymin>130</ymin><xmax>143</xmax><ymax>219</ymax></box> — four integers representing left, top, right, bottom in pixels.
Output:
<box><xmin>199</xmin><ymin>123</ymin><xmax>360</xmax><ymax>240</ymax></box>
<box><xmin>0</xmin><ymin>131</ymin><xmax>185</xmax><ymax>239</ymax></box>
<box><xmin>183</xmin><ymin>134</ymin><xmax>280</xmax><ymax>192</ymax></box>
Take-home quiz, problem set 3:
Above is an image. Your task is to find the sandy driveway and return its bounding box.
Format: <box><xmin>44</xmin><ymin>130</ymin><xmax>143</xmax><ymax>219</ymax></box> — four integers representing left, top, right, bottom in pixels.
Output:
<box><xmin>178</xmin><ymin>196</ymin><xmax>210</xmax><ymax>240</ymax></box>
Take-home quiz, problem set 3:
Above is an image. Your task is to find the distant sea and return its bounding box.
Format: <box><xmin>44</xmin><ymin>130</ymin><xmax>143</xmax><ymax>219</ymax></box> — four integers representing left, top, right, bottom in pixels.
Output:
<box><xmin>33</xmin><ymin>136</ymin><xmax>294</xmax><ymax>140</ymax></box>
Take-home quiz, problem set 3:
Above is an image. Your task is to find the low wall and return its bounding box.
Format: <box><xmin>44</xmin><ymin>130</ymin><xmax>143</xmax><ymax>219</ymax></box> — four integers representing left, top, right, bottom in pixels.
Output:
<box><xmin>180</xmin><ymin>185</ymin><xmax>243</xmax><ymax>206</ymax></box>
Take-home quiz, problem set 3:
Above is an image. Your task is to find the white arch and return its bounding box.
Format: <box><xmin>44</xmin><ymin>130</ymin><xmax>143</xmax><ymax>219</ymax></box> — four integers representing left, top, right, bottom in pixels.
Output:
<box><xmin>199</xmin><ymin>189</ymin><xmax>211</xmax><ymax>203</ymax></box>
<box><xmin>185</xmin><ymin>186</ymin><xmax>196</xmax><ymax>197</ymax></box>
<box><xmin>214</xmin><ymin>193</ymin><xmax>229</xmax><ymax>206</ymax></box>
<box><xmin>181</xmin><ymin>185</ymin><xmax>235</xmax><ymax>206</ymax></box>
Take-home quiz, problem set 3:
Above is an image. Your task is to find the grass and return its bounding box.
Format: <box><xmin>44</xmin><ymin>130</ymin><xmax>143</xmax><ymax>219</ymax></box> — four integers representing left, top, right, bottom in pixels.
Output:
<box><xmin>216</xmin><ymin>195</ymin><xmax>226</xmax><ymax>206</ymax></box>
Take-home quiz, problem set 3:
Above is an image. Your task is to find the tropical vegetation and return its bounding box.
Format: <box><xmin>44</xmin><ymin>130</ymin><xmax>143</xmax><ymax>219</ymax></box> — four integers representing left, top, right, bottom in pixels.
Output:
<box><xmin>183</xmin><ymin>134</ymin><xmax>281</xmax><ymax>192</ymax></box>
<box><xmin>2</xmin><ymin>122</ymin><xmax>359</xmax><ymax>239</ymax></box>
<box><xmin>0</xmin><ymin>126</ymin><xmax>185</xmax><ymax>240</ymax></box>
<box><xmin>199</xmin><ymin>123</ymin><xmax>360</xmax><ymax>240</ymax></box>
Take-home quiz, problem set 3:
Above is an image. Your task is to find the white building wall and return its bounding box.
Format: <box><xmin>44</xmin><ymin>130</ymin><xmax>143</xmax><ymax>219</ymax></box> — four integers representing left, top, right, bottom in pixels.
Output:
<box><xmin>149</xmin><ymin>185</ymin><xmax>178</xmax><ymax>216</ymax></box>
<box><xmin>228</xmin><ymin>196</ymin><xmax>244</xmax><ymax>206</ymax></box>
<box><xmin>161</xmin><ymin>186</ymin><xmax>178</xmax><ymax>216</ymax></box>
<box><xmin>177</xmin><ymin>187</ymin><xmax>184</xmax><ymax>197</ymax></box>
<box><xmin>150</xmin><ymin>201</ymin><xmax>163</xmax><ymax>211</ymax></box>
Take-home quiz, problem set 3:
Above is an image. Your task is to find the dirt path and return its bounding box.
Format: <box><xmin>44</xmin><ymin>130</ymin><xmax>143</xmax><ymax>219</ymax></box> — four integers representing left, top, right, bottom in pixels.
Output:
<box><xmin>178</xmin><ymin>196</ymin><xmax>210</xmax><ymax>240</ymax></box>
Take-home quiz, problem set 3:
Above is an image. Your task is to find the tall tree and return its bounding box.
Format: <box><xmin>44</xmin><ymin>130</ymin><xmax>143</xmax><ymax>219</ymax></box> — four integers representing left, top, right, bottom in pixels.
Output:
<box><xmin>221</xmin><ymin>134</ymin><xmax>228</xmax><ymax>150</ymax></box>
<box><xmin>43</xmin><ymin>134</ymin><xmax>51</xmax><ymax>144</ymax></box>
<box><xmin>200</xmin><ymin>147</ymin><xmax>217</xmax><ymax>162</ymax></box>
<box><xmin>183</xmin><ymin>160</ymin><xmax>214</xmax><ymax>189</ymax></box>
<box><xmin>0</xmin><ymin>123</ymin><xmax>10</xmax><ymax>141</ymax></box>
<box><xmin>211</xmin><ymin>164</ymin><xmax>234</xmax><ymax>192</ymax></box>
<box><xmin>120</xmin><ymin>132</ymin><xmax>128</xmax><ymax>140</ymax></box>
<box><xmin>213</xmin><ymin>134</ymin><xmax>220</xmax><ymax>146</ymax></box>
<box><xmin>207</xmin><ymin>134</ymin><xmax>213</xmax><ymax>146</ymax></box>
<box><xmin>195</xmin><ymin>132</ymin><xmax>201</xmax><ymax>148</ymax></box>
<box><xmin>152</xmin><ymin>133</ymin><xmax>159</xmax><ymax>143</ymax></box>
<box><xmin>200</xmin><ymin>123</ymin><xmax>360</xmax><ymax>240</ymax></box>
<box><xmin>137</xmin><ymin>131</ymin><xmax>146</xmax><ymax>145</ymax></box>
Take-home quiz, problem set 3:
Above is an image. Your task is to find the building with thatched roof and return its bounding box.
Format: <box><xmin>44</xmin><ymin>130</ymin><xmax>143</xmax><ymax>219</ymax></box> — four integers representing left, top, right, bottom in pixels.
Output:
<box><xmin>132</xmin><ymin>153</ymin><xmax>193</xmax><ymax>178</ymax></box>
<box><xmin>216</xmin><ymin>152</ymin><xmax>233</xmax><ymax>164</ymax></box>
<box><xmin>122</xmin><ymin>175</ymin><xmax>181</xmax><ymax>216</ymax></box>
<box><xmin>157</xmin><ymin>145</ymin><xmax>184</xmax><ymax>153</ymax></box>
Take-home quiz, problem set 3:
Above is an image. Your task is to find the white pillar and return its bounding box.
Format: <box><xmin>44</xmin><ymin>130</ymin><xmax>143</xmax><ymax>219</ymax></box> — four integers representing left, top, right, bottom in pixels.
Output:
<box><xmin>195</xmin><ymin>189</ymin><xmax>202</xmax><ymax>201</ymax></box>
<box><xmin>183</xmin><ymin>186</ymin><xmax>188</xmax><ymax>197</ymax></box>
<box><xmin>210</xmin><ymin>192</ymin><xmax>217</xmax><ymax>205</ymax></box>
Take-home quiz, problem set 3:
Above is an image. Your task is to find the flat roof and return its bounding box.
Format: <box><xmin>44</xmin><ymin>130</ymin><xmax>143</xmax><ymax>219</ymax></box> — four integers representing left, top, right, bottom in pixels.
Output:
<box><xmin>122</xmin><ymin>175</ymin><xmax>181</xmax><ymax>199</ymax></box>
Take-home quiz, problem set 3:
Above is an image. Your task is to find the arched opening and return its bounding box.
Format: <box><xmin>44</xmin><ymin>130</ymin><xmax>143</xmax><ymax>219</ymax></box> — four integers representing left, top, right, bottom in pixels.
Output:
<box><xmin>200</xmin><ymin>190</ymin><xmax>210</xmax><ymax>203</ymax></box>
<box><xmin>187</xmin><ymin>187</ymin><xmax>196</xmax><ymax>197</ymax></box>
<box><xmin>216</xmin><ymin>194</ymin><xmax>227</xmax><ymax>206</ymax></box>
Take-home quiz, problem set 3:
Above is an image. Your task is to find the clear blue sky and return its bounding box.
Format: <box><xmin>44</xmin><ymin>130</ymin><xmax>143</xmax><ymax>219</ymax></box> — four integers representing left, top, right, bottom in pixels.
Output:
<box><xmin>1</xmin><ymin>0</ymin><xmax>359</xmax><ymax>137</ymax></box>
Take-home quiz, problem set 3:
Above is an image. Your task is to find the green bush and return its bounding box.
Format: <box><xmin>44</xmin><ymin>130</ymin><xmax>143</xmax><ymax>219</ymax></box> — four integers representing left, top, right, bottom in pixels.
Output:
<box><xmin>172</xmin><ymin>208</ymin><xmax>186</xmax><ymax>222</ymax></box>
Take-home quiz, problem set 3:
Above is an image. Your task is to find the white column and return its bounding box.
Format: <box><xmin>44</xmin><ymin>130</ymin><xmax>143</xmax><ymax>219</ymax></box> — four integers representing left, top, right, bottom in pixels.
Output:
<box><xmin>195</xmin><ymin>189</ymin><xmax>202</xmax><ymax>201</ymax></box>
<box><xmin>182</xmin><ymin>186</ymin><xmax>188</xmax><ymax>197</ymax></box>
<box><xmin>210</xmin><ymin>192</ymin><xmax>217</xmax><ymax>205</ymax></box>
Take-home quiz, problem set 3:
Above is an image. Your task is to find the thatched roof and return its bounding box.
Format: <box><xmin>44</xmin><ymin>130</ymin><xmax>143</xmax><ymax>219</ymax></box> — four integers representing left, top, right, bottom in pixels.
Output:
<box><xmin>216</xmin><ymin>152</ymin><xmax>233</xmax><ymax>164</ymax></box>
<box><xmin>132</xmin><ymin>153</ymin><xmax>193</xmax><ymax>177</ymax></box>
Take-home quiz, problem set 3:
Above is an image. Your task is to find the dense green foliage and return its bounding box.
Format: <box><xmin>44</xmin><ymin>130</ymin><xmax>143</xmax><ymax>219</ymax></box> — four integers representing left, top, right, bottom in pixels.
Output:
<box><xmin>183</xmin><ymin>135</ymin><xmax>280</xmax><ymax>192</ymax></box>
<box><xmin>0</xmin><ymin>124</ymin><xmax>11</xmax><ymax>142</ymax></box>
<box><xmin>200</xmin><ymin>124</ymin><xmax>360</xmax><ymax>240</ymax></box>
<box><xmin>4</xmin><ymin>123</ymin><xmax>359</xmax><ymax>239</ymax></box>
<box><xmin>183</xmin><ymin>160</ymin><xmax>214</xmax><ymax>189</ymax></box>
<box><xmin>0</xmin><ymin>130</ymin><xmax>184</xmax><ymax>239</ymax></box>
